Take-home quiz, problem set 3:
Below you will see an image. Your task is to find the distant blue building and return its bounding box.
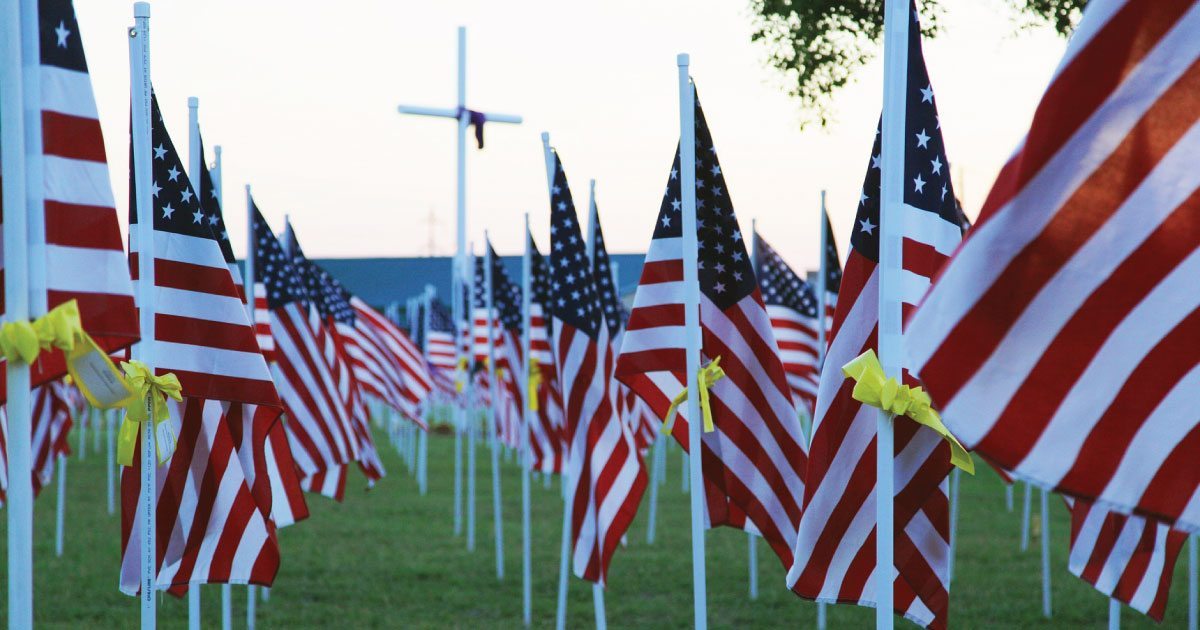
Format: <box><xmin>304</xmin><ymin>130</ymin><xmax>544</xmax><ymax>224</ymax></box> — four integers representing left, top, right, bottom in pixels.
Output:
<box><xmin>306</xmin><ymin>254</ymin><xmax>646</xmax><ymax>310</ymax></box>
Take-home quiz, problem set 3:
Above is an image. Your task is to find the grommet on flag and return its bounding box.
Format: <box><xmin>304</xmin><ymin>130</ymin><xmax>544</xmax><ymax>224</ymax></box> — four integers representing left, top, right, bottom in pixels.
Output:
<box><xmin>841</xmin><ymin>349</ymin><xmax>974</xmax><ymax>474</ymax></box>
<box><xmin>116</xmin><ymin>360</ymin><xmax>183</xmax><ymax>467</ymax></box>
<box><xmin>662</xmin><ymin>356</ymin><xmax>725</xmax><ymax>435</ymax></box>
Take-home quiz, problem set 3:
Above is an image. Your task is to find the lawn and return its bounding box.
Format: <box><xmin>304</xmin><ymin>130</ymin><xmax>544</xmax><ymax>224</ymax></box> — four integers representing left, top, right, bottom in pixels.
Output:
<box><xmin>1</xmin><ymin>425</ymin><xmax>1193</xmax><ymax>628</ymax></box>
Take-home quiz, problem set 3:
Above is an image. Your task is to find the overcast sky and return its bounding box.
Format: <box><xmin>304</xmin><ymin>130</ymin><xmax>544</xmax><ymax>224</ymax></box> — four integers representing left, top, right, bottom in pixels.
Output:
<box><xmin>78</xmin><ymin>0</ymin><xmax>1066</xmax><ymax>274</ymax></box>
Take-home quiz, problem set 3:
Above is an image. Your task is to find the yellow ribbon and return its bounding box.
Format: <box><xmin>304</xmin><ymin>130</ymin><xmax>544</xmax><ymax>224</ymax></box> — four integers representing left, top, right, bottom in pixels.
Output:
<box><xmin>842</xmin><ymin>349</ymin><xmax>974</xmax><ymax>474</ymax></box>
<box><xmin>0</xmin><ymin>300</ymin><xmax>135</xmax><ymax>409</ymax></box>
<box><xmin>527</xmin><ymin>358</ymin><xmax>542</xmax><ymax>412</ymax></box>
<box><xmin>455</xmin><ymin>357</ymin><xmax>468</xmax><ymax>393</ymax></box>
<box><xmin>0</xmin><ymin>300</ymin><xmax>84</xmax><ymax>364</ymax></box>
<box><xmin>662</xmin><ymin>356</ymin><xmax>725</xmax><ymax>435</ymax></box>
<box><xmin>116</xmin><ymin>360</ymin><xmax>183</xmax><ymax>467</ymax></box>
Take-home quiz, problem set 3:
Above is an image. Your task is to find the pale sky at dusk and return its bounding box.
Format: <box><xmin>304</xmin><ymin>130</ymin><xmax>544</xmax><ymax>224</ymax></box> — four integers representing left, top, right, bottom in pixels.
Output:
<box><xmin>78</xmin><ymin>0</ymin><xmax>1067</xmax><ymax>274</ymax></box>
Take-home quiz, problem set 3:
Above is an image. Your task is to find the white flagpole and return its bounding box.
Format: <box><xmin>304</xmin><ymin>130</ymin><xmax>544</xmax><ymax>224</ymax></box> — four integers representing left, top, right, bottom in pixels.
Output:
<box><xmin>645</xmin><ymin>433</ymin><xmax>662</xmax><ymax>545</ymax></box>
<box><xmin>186</xmin><ymin>94</ymin><xmax>203</xmax><ymax>630</ymax></box>
<box><xmin>1006</xmin><ymin>484</ymin><xmax>1014</xmax><ymax>512</ymax></box>
<box><xmin>593</xmin><ymin>583</ymin><xmax>608</xmax><ymax>630</ymax></box>
<box><xmin>584</xmin><ymin>180</ymin><xmax>611</xmax><ymax>627</ymax></box>
<box><xmin>107</xmin><ymin>409</ymin><xmax>116</xmax><ymax>515</ymax></box>
<box><xmin>484</xmin><ymin>233</ymin><xmax>505</xmax><ymax>580</ymax></box>
<box><xmin>747</xmin><ymin>222</ymin><xmax>759</xmax><ymax>602</ymax></box>
<box><xmin>55</xmin><ymin>454</ymin><xmax>66</xmax><ymax>557</ymax></box>
<box><xmin>247</xmin><ymin>588</ymin><xmax>256</xmax><ymax>630</ymax></box>
<box><xmin>129</xmin><ymin>4</ymin><xmax>158</xmax><ymax>626</ymax></box>
<box><xmin>1108</xmin><ymin>599</ymin><xmax>1120</xmax><ymax>629</ymax></box>
<box><xmin>221</xmin><ymin>590</ymin><xmax>231</xmax><ymax>630</ymax></box>
<box><xmin>467</xmin><ymin>246</ymin><xmax>478</xmax><ymax>553</ymax></box>
<box><xmin>93</xmin><ymin>404</ymin><xmax>101</xmax><ymax>453</ymax></box>
<box><xmin>1189</xmin><ymin>534</ymin><xmax>1197</xmax><ymax>630</ymax></box>
<box><xmin>878</xmin><ymin>0</ymin><xmax>910</xmax><ymax>625</ymax></box>
<box><xmin>419</xmin><ymin>287</ymin><xmax>434</xmax><ymax>497</ymax></box>
<box><xmin>677</xmin><ymin>53</ymin><xmax>709</xmax><ymax>630</ymax></box>
<box><xmin>815</xmin><ymin>194</ymin><xmax>829</xmax><ymax>628</ymax></box>
<box><xmin>1040</xmin><ymin>487</ymin><xmax>1051</xmax><ymax>618</ymax></box>
<box><xmin>948</xmin><ymin>468</ymin><xmax>960</xmax><ymax>583</ymax></box>
<box><xmin>2</xmin><ymin>1</ymin><xmax>35</xmax><ymax>624</ymax></box>
<box><xmin>543</xmin><ymin>133</ymin><xmax>573</xmax><ymax>630</ymax></box>
<box><xmin>235</xmin><ymin>175</ymin><xmax>250</xmax><ymax>630</ymax></box>
<box><xmin>520</xmin><ymin>215</ymin><xmax>533</xmax><ymax>626</ymax></box>
<box><xmin>1021</xmin><ymin>482</ymin><xmax>1032</xmax><ymax>551</ymax></box>
<box><xmin>79</xmin><ymin>411</ymin><xmax>87</xmax><ymax>460</ymax></box>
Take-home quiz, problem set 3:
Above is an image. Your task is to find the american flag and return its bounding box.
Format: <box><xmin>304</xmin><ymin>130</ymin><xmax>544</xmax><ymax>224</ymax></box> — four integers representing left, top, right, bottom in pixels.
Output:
<box><xmin>262</xmin><ymin>420</ymin><xmax>309</xmax><ymax>527</ymax></box>
<box><xmin>252</xmin><ymin>206</ymin><xmax>360</xmax><ymax>497</ymax></box>
<box><xmin>906</xmin><ymin>0</ymin><xmax>1200</xmax><ymax>534</ymax></box>
<box><xmin>548</xmin><ymin>150</ymin><xmax>646</xmax><ymax>584</ymax></box>
<box><xmin>588</xmin><ymin>202</ymin><xmax>655</xmax><ymax>453</ymax></box>
<box><xmin>1065</xmin><ymin>497</ymin><xmax>1188</xmax><ymax>620</ymax></box>
<box><xmin>424</xmin><ymin>298</ymin><xmax>458</xmax><ymax>397</ymax></box>
<box><xmin>484</xmin><ymin>243</ymin><xmax>525</xmax><ymax>449</ymax></box>
<box><xmin>0</xmin><ymin>0</ymin><xmax>139</xmax><ymax>398</ymax></box>
<box><xmin>614</xmin><ymin>90</ymin><xmax>806</xmax><ymax>570</ymax></box>
<box><xmin>349</xmin><ymin>295</ymin><xmax>433</xmax><ymax>426</ymax></box>
<box><xmin>754</xmin><ymin>232</ymin><xmax>821</xmax><ymax>416</ymax></box>
<box><xmin>0</xmin><ymin>383</ymin><xmax>74</xmax><ymax>507</ymax></box>
<box><xmin>121</xmin><ymin>96</ymin><xmax>281</xmax><ymax>595</ymax></box>
<box><xmin>819</xmin><ymin>211</ymin><xmax>843</xmax><ymax>329</ymax></box>
<box><xmin>527</xmin><ymin>235</ymin><xmax>565</xmax><ymax>475</ymax></box>
<box><xmin>285</xmin><ymin>231</ymin><xmax>384</xmax><ymax>488</ymax></box>
<box><xmin>785</xmin><ymin>11</ymin><xmax>960</xmax><ymax>627</ymax></box>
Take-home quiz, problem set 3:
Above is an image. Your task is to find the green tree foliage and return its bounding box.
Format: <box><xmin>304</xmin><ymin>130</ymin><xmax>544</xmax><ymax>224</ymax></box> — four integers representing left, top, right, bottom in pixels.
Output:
<box><xmin>748</xmin><ymin>0</ymin><xmax>1087</xmax><ymax>126</ymax></box>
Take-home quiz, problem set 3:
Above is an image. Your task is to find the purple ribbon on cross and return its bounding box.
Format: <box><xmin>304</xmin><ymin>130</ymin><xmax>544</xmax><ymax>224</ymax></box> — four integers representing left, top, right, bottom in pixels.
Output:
<box><xmin>457</xmin><ymin>107</ymin><xmax>487</xmax><ymax>149</ymax></box>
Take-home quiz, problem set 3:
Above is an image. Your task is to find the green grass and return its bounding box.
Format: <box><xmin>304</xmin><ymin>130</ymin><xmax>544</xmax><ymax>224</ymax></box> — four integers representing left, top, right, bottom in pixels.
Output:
<box><xmin>2</xmin><ymin>426</ymin><xmax>1193</xmax><ymax>628</ymax></box>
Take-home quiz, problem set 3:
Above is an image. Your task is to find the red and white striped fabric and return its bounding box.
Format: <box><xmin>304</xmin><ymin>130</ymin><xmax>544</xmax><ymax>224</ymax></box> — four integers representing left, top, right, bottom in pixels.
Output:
<box><xmin>340</xmin><ymin>297</ymin><xmax>432</xmax><ymax>427</ymax></box>
<box><xmin>907</xmin><ymin>0</ymin><xmax>1200</xmax><ymax>534</ymax></box>
<box><xmin>424</xmin><ymin>298</ymin><xmax>457</xmax><ymax>398</ymax></box>
<box><xmin>786</xmin><ymin>14</ymin><xmax>961</xmax><ymax>626</ymax></box>
<box><xmin>548</xmin><ymin>151</ymin><xmax>646</xmax><ymax>584</ymax></box>
<box><xmin>252</xmin><ymin>283</ymin><xmax>274</xmax><ymax>360</ymax></box>
<box><xmin>300</xmin><ymin>464</ymin><xmax>346</xmax><ymax>502</ymax></box>
<box><xmin>1066</xmin><ymin>497</ymin><xmax>1188</xmax><ymax>620</ymax></box>
<box><xmin>252</xmin><ymin>206</ymin><xmax>359</xmax><ymax>498</ymax></box>
<box><xmin>527</xmin><ymin>239</ymin><xmax>566</xmax><ymax>475</ymax></box>
<box><xmin>121</xmin><ymin>98</ymin><xmax>282</xmax><ymax>595</ymax></box>
<box><xmin>615</xmin><ymin>94</ymin><xmax>806</xmax><ymax>571</ymax></box>
<box><xmin>262</xmin><ymin>421</ymin><xmax>309</xmax><ymax>527</ymax></box>
<box><xmin>0</xmin><ymin>384</ymin><xmax>74</xmax><ymax>507</ymax></box>
<box><xmin>0</xmin><ymin>0</ymin><xmax>139</xmax><ymax>399</ymax></box>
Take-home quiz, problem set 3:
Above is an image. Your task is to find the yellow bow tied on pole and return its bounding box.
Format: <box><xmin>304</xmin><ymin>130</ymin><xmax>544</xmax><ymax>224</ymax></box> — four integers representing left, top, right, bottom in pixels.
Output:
<box><xmin>0</xmin><ymin>299</ymin><xmax>134</xmax><ymax>409</ymax></box>
<box><xmin>842</xmin><ymin>349</ymin><xmax>974</xmax><ymax>474</ymax></box>
<box><xmin>662</xmin><ymin>356</ymin><xmax>725</xmax><ymax>435</ymax></box>
<box><xmin>116</xmin><ymin>360</ymin><xmax>183</xmax><ymax>467</ymax></box>
<box><xmin>527</xmin><ymin>358</ymin><xmax>542</xmax><ymax>412</ymax></box>
<box><xmin>0</xmin><ymin>299</ymin><xmax>84</xmax><ymax>364</ymax></box>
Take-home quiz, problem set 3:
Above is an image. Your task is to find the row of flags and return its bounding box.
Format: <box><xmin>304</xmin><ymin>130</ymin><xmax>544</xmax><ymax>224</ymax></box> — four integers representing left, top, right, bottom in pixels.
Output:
<box><xmin>2</xmin><ymin>0</ymin><xmax>1196</xmax><ymax>627</ymax></box>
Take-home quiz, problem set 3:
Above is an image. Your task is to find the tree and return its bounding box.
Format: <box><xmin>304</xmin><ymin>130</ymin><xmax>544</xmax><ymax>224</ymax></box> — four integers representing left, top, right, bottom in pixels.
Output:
<box><xmin>748</xmin><ymin>0</ymin><xmax>1087</xmax><ymax>127</ymax></box>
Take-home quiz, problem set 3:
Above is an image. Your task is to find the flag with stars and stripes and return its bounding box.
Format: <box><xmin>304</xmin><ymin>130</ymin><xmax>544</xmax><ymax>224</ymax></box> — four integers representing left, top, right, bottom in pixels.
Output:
<box><xmin>486</xmin><ymin>243</ymin><xmax>525</xmax><ymax>449</ymax></box>
<box><xmin>785</xmin><ymin>10</ymin><xmax>961</xmax><ymax>627</ymax></box>
<box><xmin>588</xmin><ymin>201</ymin><xmax>656</xmax><ymax>453</ymax></box>
<box><xmin>527</xmin><ymin>234</ymin><xmax>566</xmax><ymax>475</ymax></box>
<box><xmin>907</xmin><ymin>0</ymin><xmax>1200</xmax><ymax>536</ymax></box>
<box><xmin>284</xmin><ymin>228</ymin><xmax>384</xmax><ymax>487</ymax></box>
<box><xmin>0</xmin><ymin>0</ymin><xmax>140</xmax><ymax>400</ymax></box>
<box><xmin>252</xmin><ymin>206</ymin><xmax>360</xmax><ymax>498</ymax></box>
<box><xmin>424</xmin><ymin>298</ymin><xmax>458</xmax><ymax>397</ymax></box>
<box><xmin>121</xmin><ymin>95</ymin><xmax>282</xmax><ymax>596</ymax></box>
<box><xmin>754</xmin><ymin>232</ymin><xmax>822</xmax><ymax>416</ymax></box>
<box><xmin>549</xmin><ymin>150</ymin><xmax>646</xmax><ymax>584</ymax></box>
<box><xmin>614</xmin><ymin>88</ymin><xmax>807</xmax><ymax>572</ymax></box>
<box><xmin>819</xmin><ymin>211</ymin><xmax>843</xmax><ymax>331</ymax></box>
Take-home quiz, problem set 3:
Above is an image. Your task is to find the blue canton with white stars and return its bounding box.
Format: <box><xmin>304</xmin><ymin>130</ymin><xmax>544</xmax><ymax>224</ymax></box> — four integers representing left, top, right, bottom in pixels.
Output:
<box><xmin>590</xmin><ymin>210</ymin><xmax>626</xmax><ymax>336</ymax></box>
<box><xmin>429</xmin><ymin>298</ymin><xmax>454</xmax><ymax>333</ymax></box>
<box><xmin>487</xmin><ymin>244</ymin><xmax>522</xmax><ymax>333</ymax></box>
<box><xmin>821</xmin><ymin>212</ymin><xmax>843</xmax><ymax>295</ymax></box>
<box><xmin>849</xmin><ymin>8</ymin><xmax>958</xmax><ymax>263</ymax></box>
<box><xmin>653</xmin><ymin>89</ymin><xmax>756</xmax><ymax>311</ymax></box>
<box><xmin>196</xmin><ymin>133</ymin><xmax>235</xmax><ymax>264</ymax></box>
<box><xmin>755</xmin><ymin>233</ymin><xmax>818</xmax><ymax>317</ymax></box>
<box><xmin>548</xmin><ymin>152</ymin><xmax>603</xmax><ymax>339</ymax></box>
<box><xmin>529</xmin><ymin>233</ymin><xmax>553</xmax><ymax>318</ymax></box>
<box><xmin>286</xmin><ymin>230</ymin><xmax>355</xmax><ymax>325</ymax></box>
<box><xmin>252</xmin><ymin>205</ymin><xmax>308</xmax><ymax>309</ymax></box>
<box><xmin>130</xmin><ymin>92</ymin><xmax>221</xmax><ymax>246</ymax></box>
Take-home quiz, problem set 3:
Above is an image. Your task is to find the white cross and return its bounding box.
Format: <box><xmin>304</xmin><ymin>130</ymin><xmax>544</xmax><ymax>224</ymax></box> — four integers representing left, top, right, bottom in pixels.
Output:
<box><xmin>396</xmin><ymin>27</ymin><xmax>521</xmax><ymax>356</ymax></box>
